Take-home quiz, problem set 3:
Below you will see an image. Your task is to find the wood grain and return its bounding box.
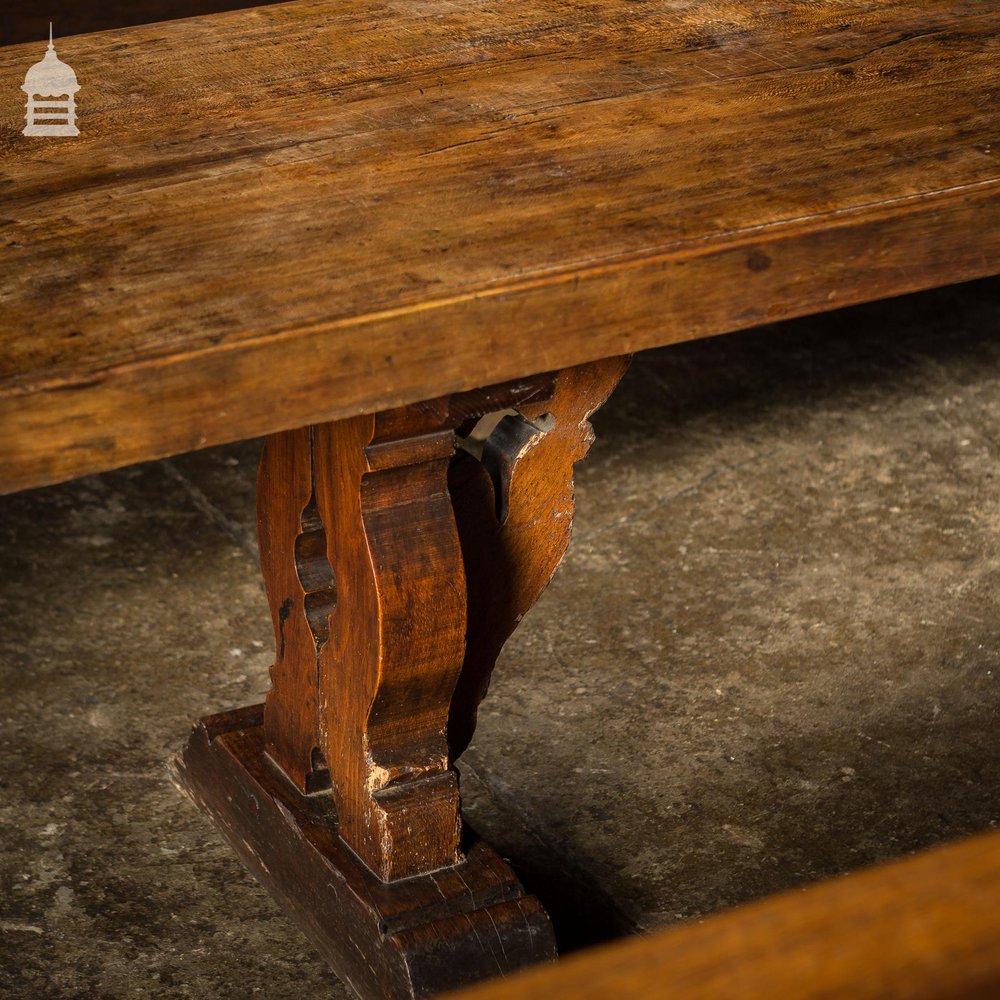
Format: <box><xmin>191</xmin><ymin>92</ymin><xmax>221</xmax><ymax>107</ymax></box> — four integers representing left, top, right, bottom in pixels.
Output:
<box><xmin>255</xmin><ymin>365</ymin><xmax>623</xmax><ymax>881</ymax></box>
<box><xmin>257</xmin><ymin>427</ymin><xmax>325</xmax><ymax>792</ymax></box>
<box><xmin>449</xmin><ymin>356</ymin><xmax>629</xmax><ymax>759</ymax></box>
<box><xmin>257</xmin><ymin>409</ymin><xmax>467</xmax><ymax>881</ymax></box>
<box><xmin>172</xmin><ymin>705</ymin><xmax>557</xmax><ymax>1000</ymax></box>
<box><xmin>447</xmin><ymin>830</ymin><xmax>1000</xmax><ymax>1000</ymax></box>
<box><xmin>319</xmin><ymin>408</ymin><xmax>466</xmax><ymax>881</ymax></box>
<box><xmin>2</xmin><ymin>1</ymin><xmax>999</xmax><ymax>492</ymax></box>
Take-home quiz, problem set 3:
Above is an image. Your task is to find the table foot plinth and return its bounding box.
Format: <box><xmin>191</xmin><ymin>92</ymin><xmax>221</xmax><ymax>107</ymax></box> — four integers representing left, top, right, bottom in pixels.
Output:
<box><xmin>173</xmin><ymin>358</ymin><xmax>628</xmax><ymax>994</ymax></box>
<box><xmin>172</xmin><ymin>704</ymin><xmax>555</xmax><ymax>1000</ymax></box>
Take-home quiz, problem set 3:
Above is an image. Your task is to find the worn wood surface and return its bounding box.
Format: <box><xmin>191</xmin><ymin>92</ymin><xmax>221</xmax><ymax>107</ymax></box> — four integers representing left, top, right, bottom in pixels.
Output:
<box><xmin>258</xmin><ymin>409</ymin><xmax>466</xmax><ymax>881</ymax></box>
<box><xmin>255</xmin><ymin>362</ymin><xmax>624</xmax><ymax>882</ymax></box>
<box><xmin>448</xmin><ymin>356</ymin><xmax>629</xmax><ymax>758</ymax></box>
<box><xmin>3</xmin><ymin>1</ymin><xmax>999</xmax><ymax>493</ymax></box>
<box><xmin>271</xmin><ymin>407</ymin><xmax>467</xmax><ymax>882</ymax></box>
<box><xmin>448</xmin><ymin>829</ymin><xmax>1000</xmax><ymax>1000</ymax></box>
<box><xmin>171</xmin><ymin>705</ymin><xmax>557</xmax><ymax>1000</ymax></box>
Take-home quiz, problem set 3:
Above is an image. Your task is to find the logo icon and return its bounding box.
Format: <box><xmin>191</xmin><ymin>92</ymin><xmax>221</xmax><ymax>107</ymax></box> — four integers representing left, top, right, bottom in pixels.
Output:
<box><xmin>22</xmin><ymin>24</ymin><xmax>80</xmax><ymax>137</ymax></box>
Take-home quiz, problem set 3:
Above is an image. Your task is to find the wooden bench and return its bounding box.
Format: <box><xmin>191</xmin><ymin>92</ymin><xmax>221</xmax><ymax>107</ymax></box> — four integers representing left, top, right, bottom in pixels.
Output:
<box><xmin>2</xmin><ymin>2</ymin><xmax>998</xmax><ymax>996</ymax></box>
<box><xmin>448</xmin><ymin>829</ymin><xmax>1000</xmax><ymax>1000</ymax></box>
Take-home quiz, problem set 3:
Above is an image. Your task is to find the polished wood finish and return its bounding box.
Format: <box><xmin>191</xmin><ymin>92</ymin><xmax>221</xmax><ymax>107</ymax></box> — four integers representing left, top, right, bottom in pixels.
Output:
<box><xmin>449</xmin><ymin>830</ymin><xmax>1000</xmax><ymax>1000</ymax></box>
<box><xmin>175</xmin><ymin>362</ymin><xmax>624</xmax><ymax>993</ymax></box>
<box><xmin>3</xmin><ymin>1</ymin><xmax>1000</xmax><ymax>493</ymax></box>
<box><xmin>171</xmin><ymin>705</ymin><xmax>556</xmax><ymax>1000</ymax></box>
<box><xmin>261</xmin><ymin>411</ymin><xmax>466</xmax><ymax>882</ymax></box>
<box><xmin>253</xmin><ymin>367</ymin><xmax>624</xmax><ymax>883</ymax></box>
<box><xmin>449</xmin><ymin>356</ymin><xmax>630</xmax><ymax>758</ymax></box>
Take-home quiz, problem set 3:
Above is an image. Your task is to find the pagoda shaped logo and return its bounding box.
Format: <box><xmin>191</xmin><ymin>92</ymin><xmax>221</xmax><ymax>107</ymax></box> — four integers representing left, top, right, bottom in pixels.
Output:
<box><xmin>22</xmin><ymin>24</ymin><xmax>80</xmax><ymax>137</ymax></box>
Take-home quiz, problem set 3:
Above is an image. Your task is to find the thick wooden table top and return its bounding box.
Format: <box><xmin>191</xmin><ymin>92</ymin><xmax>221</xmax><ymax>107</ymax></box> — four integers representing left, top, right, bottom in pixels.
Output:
<box><xmin>2</xmin><ymin>1</ymin><xmax>999</xmax><ymax>493</ymax></box>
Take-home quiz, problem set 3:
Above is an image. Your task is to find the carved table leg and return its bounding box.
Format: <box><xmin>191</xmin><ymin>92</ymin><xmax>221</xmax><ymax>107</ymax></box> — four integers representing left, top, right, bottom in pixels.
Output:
<box><xmin>171</xmin><ymin>357</ymin><xmax>629</xmax><ymax>998</ymax></box>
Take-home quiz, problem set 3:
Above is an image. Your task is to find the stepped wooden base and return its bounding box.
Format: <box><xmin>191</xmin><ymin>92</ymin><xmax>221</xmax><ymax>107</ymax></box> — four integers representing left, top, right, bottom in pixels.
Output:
<box><xmin>170</xmin><ymin>704</ymin><xmax>556</xmax><ymax>999</ymax></box>
<box><xmin>169</xmin><ymin>363</ymin><xmax>625</xmax><ymax>991</ymax></box>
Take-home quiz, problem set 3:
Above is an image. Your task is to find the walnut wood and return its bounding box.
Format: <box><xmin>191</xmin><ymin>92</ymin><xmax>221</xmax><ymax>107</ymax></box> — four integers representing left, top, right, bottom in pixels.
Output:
<box><xmin>171</xmin><ymin>705</ymin><xmax>556</xmax><ymax>1000</ymax></box>
<box><xmin>258</xmin><ymin>411</ymin><xmax>466</xmax><ymax>881</ymax></box>
<box><xmin>3</xmin><ymin>2</ymin><xmax>1000</xmax><ymax>493</ymax></box>
<box><xmin>448</xmin><ymin>830</ymin><xmax>1000</xmax><ymax>1000</ymax></box>
<box><xmin>448</xmin><ymin>357</ymin><xmax>629</xmax><ymax>759</ymax></box>
<box><xmin>179</xmin><ymin>365</ymin><xmax>622</xmax><ymax>990</ymax></box>
<box><xmin>254</xmin><ymin>366</ymin><xmax>623</xmax><ymax>884</ymax></box>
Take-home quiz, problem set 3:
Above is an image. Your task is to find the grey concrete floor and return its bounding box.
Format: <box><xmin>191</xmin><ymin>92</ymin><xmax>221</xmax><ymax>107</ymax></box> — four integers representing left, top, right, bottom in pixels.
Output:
<box><xmin>2</xmin><ymin>279</ymin><xmax>999</xmax><ymax>997</ymax></box>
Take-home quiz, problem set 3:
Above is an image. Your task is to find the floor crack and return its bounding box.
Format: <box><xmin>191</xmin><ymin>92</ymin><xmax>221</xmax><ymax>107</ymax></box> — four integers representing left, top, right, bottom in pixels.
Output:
<box><xmin>161</xmin><ymin>459</ymin><xmax>259</xmax><ymax>562</ymax></box>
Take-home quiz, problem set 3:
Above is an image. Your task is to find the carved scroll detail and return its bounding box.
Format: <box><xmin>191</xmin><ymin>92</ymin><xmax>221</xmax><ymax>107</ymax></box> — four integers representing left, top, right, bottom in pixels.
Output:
<box><xmin>448</xmin><ymin>356</ymin><xmax>630</xmax><ymax>760</ymax></box>
<box><xmin>258</xmin><ymin>359</ymin><xmax>628</xmax><ymax>883</ymax></box>
<box><xmin>314</xmin><ymin>412</ymin><xmax>466</xmax><ymax>881</ymax></box>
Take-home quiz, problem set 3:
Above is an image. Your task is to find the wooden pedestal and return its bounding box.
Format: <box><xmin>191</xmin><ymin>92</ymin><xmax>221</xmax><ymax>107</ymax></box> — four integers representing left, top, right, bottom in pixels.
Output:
<box><xmin>172</xmin><ymin>358</ymin><xmax>628</xmax><ymax>997</ymax></box>
<box><xmin>172</xmin><ymin>705</ymin><xmax>554</xmax><ymax>999</ymax></box>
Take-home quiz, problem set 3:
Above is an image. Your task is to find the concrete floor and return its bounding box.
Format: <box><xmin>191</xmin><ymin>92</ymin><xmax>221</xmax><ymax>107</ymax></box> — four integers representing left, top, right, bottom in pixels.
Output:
<box><xmin>2</xmin><ymin>279</ymin><xmax>999</xmax><ymax>997</ymax></box>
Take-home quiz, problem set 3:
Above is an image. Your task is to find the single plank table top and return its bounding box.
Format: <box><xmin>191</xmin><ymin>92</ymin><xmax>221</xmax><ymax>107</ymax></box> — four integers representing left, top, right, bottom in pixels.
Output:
<box><xmin>1</xmin><ymin>1</ymin><xmax>998</xmax><ymax>493</ymax></box>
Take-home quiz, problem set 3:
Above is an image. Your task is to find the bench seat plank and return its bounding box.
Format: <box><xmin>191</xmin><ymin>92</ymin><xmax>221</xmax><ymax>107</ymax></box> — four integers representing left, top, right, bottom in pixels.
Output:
<box><xmin>2</xmin><ymin>0</ymin><xmax>999</xmax><ymax>492</ymax></box>
<box><xmin>449</xmin><ymin>830</ymin><xmax>1000</xmax><ymax>1000</ymax></box>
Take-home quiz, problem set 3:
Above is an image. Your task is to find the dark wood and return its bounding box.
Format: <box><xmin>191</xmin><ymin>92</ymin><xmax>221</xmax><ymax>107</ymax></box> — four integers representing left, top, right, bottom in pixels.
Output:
<box><xmin>3</xmin><ymin>1</ymin><xmax>1000</xmax><ymax>493</ymax></box>
<box><xmin>448</xmin><ymin>830</ymin><xmax>1000</xmax><ymax>1000</ymax></box>
<box><xmin>255</xmin><ymin>369</ymin><xmax>604</xmax><ymax>883</ymax></box>
<box><xmin>171</xmin><ymin>705</ymin><xmax>556</xmax><ymax>1000</ymax></box>
<box><xmin>262</xmin><ymin>408</ymin><xmax>467</xmax><ymax>883</ymax></box>
<box><xmin>256</xmin><ymin>427</ymin><xmax>323</xmax><ymax>794</ymax></box>
<box><xmin>175</xmin><ymin>362</ymin><xmax>624</xmax><ymax>992</ymax></box>
<box><xmin>449</xmin><ymin>356</ymin><xmax>630</xmax><ymax>758</ymax></box>
<box><xmin>253</xmin><ymin>363</ymin><xmax>624</xmax><ymax>883</ymax></box>
<box><xmin>0</xmin><ymin>4</ymin><xmax>279</xmax><ymax>47</ymax></box>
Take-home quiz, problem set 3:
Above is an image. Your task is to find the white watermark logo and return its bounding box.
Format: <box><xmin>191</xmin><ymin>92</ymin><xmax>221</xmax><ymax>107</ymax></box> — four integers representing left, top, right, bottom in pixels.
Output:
<box><xmin>21</xmin><ymin>24</ymin><xmax>80</xmax><ymax>137</ymax></box>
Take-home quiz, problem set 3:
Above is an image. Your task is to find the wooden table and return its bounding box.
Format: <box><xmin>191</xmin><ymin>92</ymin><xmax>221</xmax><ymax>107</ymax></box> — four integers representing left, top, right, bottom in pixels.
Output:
<box><xmin>2</xmin><ymin>2</ymin><xmax>998</xmax><ymax>997</ymax></box>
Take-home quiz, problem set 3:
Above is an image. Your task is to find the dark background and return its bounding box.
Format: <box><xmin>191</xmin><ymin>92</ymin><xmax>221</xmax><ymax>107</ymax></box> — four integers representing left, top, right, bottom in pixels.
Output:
<box><xmin>1</xmin><ymin>2</ymin><xmax>287</xmax><ymax>47</ymax></box>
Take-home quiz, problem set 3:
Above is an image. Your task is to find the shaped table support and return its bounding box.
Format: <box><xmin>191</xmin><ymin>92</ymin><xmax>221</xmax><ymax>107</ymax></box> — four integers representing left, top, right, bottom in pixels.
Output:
<box><xmin>173</xmin><ymin>357</ymin><xmax>629</xmax><ymax>998</ymax></box>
